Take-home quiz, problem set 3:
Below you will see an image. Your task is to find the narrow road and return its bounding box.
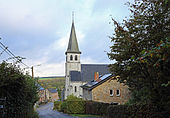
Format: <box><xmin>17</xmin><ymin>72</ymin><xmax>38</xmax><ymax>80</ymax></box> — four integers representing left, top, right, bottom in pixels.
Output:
<box><xmin>37</xmin><ymin>102</ymin><xmax>75</xmax><ymax>118</ymax></box>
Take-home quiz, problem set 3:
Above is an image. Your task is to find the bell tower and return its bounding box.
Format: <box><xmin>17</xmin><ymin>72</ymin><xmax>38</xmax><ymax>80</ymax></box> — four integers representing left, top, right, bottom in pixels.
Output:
<box><xmin>65</xmin><ymin>13</ymin><xmax>81</xmax><ymax>99</ymax></box>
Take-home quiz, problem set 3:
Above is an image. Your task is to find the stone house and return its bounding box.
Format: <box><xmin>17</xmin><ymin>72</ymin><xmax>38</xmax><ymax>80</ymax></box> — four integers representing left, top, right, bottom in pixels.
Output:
<box><xmin>81</xmin><ymin>74</ymin><xmax>130</xmax><ymax>104</ymax></box>
<box><xmin>48</xmin><ymin>88</ymin><xmax>59</xmax><ymax>102</ymax></box>
<box><xmin>38</xmin><ymin>86</ymin><xmax>50</xmax><ymax>103</ymax></box>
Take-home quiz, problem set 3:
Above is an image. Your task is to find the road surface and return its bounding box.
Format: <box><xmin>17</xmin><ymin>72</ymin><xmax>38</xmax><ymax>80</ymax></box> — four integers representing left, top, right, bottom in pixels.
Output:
<box><xmin>37</xmin><ymin>102</ymin><xmax>75</xmax><ymax>118</ymax></box>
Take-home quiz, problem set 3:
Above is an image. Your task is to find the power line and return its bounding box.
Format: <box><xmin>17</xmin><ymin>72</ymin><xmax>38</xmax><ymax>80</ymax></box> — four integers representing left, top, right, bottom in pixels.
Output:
<box><xmin>0</xmin><ymin>46</ymin><xmax>8</xmax><ymax>56</ymax></box>
<box><xmin>0</xmin><ymin>41</ymin><xmax>29</xmax><ymax>68</ymax></box>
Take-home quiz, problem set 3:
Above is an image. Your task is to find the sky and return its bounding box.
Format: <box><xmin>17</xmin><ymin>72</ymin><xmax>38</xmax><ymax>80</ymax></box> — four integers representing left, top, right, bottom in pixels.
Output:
<box><xmin>0</xmin><ymin>0</ymin><xmax>133</xmax><ymax>77</ymax></box>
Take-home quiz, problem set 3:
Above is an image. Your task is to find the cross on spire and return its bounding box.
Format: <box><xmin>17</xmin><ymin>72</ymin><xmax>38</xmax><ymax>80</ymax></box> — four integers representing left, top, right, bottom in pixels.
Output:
<box><xmin>72</xmin><ymin>11</ymin><xmax>74</xmax><ymax>23</ymax></box>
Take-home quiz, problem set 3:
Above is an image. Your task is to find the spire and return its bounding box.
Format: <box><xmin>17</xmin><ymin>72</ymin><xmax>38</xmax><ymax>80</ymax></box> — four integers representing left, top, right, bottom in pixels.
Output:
<box><xmin>65</xmin><ymin>13</ymin><xmax>81</xmax><ymax>54</ymax></box>
<box><xmin>72</xmin><ymin>11</ymin><xmax>74</xmax><ymax>23</ymax></box>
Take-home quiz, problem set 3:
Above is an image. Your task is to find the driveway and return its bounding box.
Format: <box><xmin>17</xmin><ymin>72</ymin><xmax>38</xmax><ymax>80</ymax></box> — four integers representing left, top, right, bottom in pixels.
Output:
<box><xmin>37</xmin><ymin>102</ymin><xmax>75</xmax><ymax>118</ymax></box>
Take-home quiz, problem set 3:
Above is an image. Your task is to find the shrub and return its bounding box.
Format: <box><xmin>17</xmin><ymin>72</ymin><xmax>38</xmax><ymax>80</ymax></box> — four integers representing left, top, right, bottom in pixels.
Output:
<box><xmin>66</xmin><ymin>101</ymin><xmax>85</xmax><ymax>114</ymax></box>
<box><xmin>85</xmin><ymin>101</ymin><xmax>109</xmax><ymax>116</ymax></box>
<box><xmin>60</xmin><ymin>101</ymin><xmax>67</xmax><ymax>113</ymax></box>
<box><xmin>53</xmin><ymin>101</ymin><xmax>62</xmax><ymax>111</ymax></box>
<box><xmin>107</xmin><ymin>104</ymin><xmax>169</xmax><ymax>118</ymax></box>
<box><xmin>0</xmin><ymin>62</ymin><xmax>39</xmax><ymax>118</ymax></box>
<box><xmin>107</xmin><ymin>105</ymin><xmax>128</xmax><ymax>118</ymax></box>
<box><xmin>60</xmin><ymin>95</ymin><xmax>85</xmax><ymax>114</ymax></box>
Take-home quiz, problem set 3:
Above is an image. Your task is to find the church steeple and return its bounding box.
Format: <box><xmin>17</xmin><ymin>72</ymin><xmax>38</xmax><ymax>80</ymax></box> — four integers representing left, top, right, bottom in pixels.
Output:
<box><xmin>65</xmin><ymin>13</ymin><xmax>81</xmax><ymax>54</ymax></box>
<box><xmin>65</xmin><ymin>13</ymin><xmax>81</xmax><ymax>99</ymax></box>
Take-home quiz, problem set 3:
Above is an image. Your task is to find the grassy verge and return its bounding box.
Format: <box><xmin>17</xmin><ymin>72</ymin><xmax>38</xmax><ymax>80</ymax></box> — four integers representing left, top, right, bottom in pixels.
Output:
<box><xmin>71</xmin><ymin>114</ymin><xmax>101</xmax><ymax>117</ymax></box>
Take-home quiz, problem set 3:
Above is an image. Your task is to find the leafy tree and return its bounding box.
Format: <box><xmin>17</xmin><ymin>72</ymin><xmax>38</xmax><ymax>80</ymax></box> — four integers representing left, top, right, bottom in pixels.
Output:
<box><xmin>108</xmin><ymin>0</ymin><xmax>170</xmax><ymax>106</ymax></box>
<box><xmin>0</xmin><ymin>62</ymin><xmax>39</xmax><ymax>118</ymax></box>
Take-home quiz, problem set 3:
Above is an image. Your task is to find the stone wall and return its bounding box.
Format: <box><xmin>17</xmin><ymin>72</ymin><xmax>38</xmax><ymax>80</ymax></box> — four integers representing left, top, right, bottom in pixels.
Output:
<box><xmin>83</xmin><ymin>89</ymin><xmax>92</xmax><ymax>100</ymax></box>
<box><xmin>92</xmin><ymin>79</ymin><xmax>130</xmax><ymax>104</ymax></box>
<box><xmin>70</xmin><ymin>81</ymin><xmax>86</xmax><ymax>98</ymax></box>
<box><xmin>50</xmin><ymin>92</ymin><xmax>59</xmax><ymax>102</ymax></box>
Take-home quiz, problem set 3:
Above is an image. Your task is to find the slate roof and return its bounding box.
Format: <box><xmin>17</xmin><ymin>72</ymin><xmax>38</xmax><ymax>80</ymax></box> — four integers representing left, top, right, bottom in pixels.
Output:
<box><xmin>81</xmin><ymin>74</ymin><xmax>114</xmax><ymax>90</ymax></box>
<box><xmin>65</xmin><ymin>21</ymin><xmax>81</xmax><ymax>54</ymax></box>
<box><xmin>81</xmin><ymin>64</ymin><xmax>110</xmax><ymax>82</ymax></box>
<box><xmin>39</xmin><ymin>87</ymin><xmax>44</xmax><ymax>91</ymax></box>
<box><xmin>37</xmin><ymin>84</ymin><xmax>45</xmax><ymax>90</ymax></box>
<box><xmin>70</xmin><ymin>64</ymin><xmax>110</xmax><ymax>82</ymax></box>
<box><xmin>70</xmin><ymin>71</ymin><xmax>81</xmax><ymax>81</ymax></box>
<box><xmin>48</xmin><ymin>88</ymin><xmax>58</xmax><ymax>93</ymax></box>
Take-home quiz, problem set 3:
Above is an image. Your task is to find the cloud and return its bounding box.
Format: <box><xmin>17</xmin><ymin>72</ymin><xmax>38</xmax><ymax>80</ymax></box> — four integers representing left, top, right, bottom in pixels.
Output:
<box><xmin>81</xmin><ymin>57</ymin><xmax>98</xmax><ymax>64</ymax></box>
<box><xmin>34</xmin><ymin>62</ymin><xmax>65</xmax><ymax>77</ymax></box>
<box><xmin>0</xmin><ymin>0</ymin><xmax>132</xmax><ymax>77</ymax></box>
<box><xmin>23</xmin><ymin>58</ymin><xmax>65</xmax><ymax>77</ymax></box>
<box><xmin>52</xmin><ymin>30</ymin><xmax>85</xmax><ymax>51</ymax></box>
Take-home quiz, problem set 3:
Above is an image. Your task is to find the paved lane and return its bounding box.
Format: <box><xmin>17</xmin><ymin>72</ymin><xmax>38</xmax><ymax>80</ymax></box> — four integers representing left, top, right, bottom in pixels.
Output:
<box><xmin>37</xmin><ymin>102</ymin><xmax>75</xmax><ymax>118</ymax></box>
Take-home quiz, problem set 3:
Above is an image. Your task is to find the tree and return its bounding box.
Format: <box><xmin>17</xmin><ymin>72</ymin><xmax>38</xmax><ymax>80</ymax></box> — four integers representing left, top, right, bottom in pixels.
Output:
<box><xmin>108</xmin><ymin>0</ymin><xmax>170</xmax><ymax>106</ymax></box>
<box><xmin>0</xmin><ymin>62</ymin><xmax>39</xmax><ymax>118</ymax></box>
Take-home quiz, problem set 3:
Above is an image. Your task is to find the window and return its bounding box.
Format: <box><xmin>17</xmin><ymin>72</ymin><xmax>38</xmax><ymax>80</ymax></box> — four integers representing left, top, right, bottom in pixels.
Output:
<box><xmin>75</xmin><ymin>55</ymin><xmax>78</xmax><ymax>60</ymax></box>
<box><xmin>110</xmin><ymin>90</ymin><xmax>113</xmax><ymax>96</ymax></box>
<box><xmin>70</xmin><ymin>55</ymin><xmax>73</xmax><ymax>60</ymax></box>
<box><xmin>116</xmin><ymin>89</ymin><xmax>120</xmax><ymax>96</ymax></box>
<box><xmin>75</xmin><ymin>86</ymin><xmax>77</xmax><ymax>92</ymax></box>
<box><xmin>111</xmin><ymin>102</ymin><xmax>119</xmax><ymax>105</ymax></box>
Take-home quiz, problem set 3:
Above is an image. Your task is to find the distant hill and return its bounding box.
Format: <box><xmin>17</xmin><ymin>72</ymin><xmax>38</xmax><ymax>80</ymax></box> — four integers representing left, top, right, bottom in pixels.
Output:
<box><xmin>39</xmin><ymin>76</ymin><xmax>65</xmax><ymax>78</ymax></box>
<box><xmin>38</xmin><ymin>76</ymin><xmax>65</xmax><ymax>90</ymax></box>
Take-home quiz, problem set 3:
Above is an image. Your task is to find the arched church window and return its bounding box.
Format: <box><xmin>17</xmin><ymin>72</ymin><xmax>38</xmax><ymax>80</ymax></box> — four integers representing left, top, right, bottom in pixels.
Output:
<box><xmin>75</xmin><ymin>86</ymin><xmax>77</xmax><ymax>92</ymax></box>
<box><xmin>70</xmin><ymin>55</ymin><xmax>73</xmax><ymax>60</ymax></box>
<box><xmin>75</xmin><ymin>55</ymin><xmax>78</xmax><ymax>60</ymax></box>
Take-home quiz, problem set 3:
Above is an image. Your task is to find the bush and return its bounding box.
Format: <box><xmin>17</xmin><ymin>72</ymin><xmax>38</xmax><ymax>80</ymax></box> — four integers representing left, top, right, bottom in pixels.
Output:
<box><xmin>107</xmin><ymin>104</ymin><xmax>169</xmax><ymax>118</ymax></box>
<box><xmin>58</xmin><ymin>96</ymin><xmax>169</xmax><ymax>118</ymax></box>
<box><xmin>107</xmin><ymin>105</ymin><xmax>128</xmax><ymax>118</ymax></box>
<box><xmin>67</xmin><ymin>101</ymin><xmax>85</xmax><ymax>114</ymax></box>
<box><xmin>60</xmin><ymin>101</ymin><xmax>67</xmax><ymax>113</ymax></box>
<box><xmin>60</xmin><ymin>95</ymin><xmax>85</xmax><ymax>114</ymax></box>
<box><xmin>85</xmin><ymin>101</ymin><xmax>169</xmax><ymax>118</ymax></box>
<box><xmin>53</xmin><ymin>101</ymin><xmax>62</xmax><ymax>111</ymax></box>
<box><xmin>0</xmin><ymin>62</ymin><xmax>39</xmax><ymax>118</ymax></box>
<box><xmin>85</xmin><ymin>101</ymin><xmax>109</xmax><ymax>116</ymax></box>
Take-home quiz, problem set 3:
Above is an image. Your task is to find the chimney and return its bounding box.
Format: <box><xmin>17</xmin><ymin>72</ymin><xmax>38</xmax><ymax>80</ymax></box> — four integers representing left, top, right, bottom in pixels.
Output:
<box><xmin>94</xmin><ymin>72</ymin><xmax>99</xmax><ymax>81</ymax></box>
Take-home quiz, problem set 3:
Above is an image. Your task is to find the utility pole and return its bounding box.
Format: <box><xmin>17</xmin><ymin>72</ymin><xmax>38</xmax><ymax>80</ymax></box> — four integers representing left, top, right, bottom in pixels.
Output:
<box><xmin>31</xmin><ymin>66</ymin><xmax>34</xmax><ymax>79</ymax></box>
<box><xmin>31</xmin><ymin>64</ymin><xmax>41</xmax><ymax>79</ymax></box>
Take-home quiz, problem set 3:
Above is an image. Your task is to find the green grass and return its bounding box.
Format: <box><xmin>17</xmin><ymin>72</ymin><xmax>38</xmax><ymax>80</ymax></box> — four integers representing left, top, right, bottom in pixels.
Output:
<box><xmin>71</xmin><ymin>114</ymin><xmax>101</xmax><ymax>117</ymax></box>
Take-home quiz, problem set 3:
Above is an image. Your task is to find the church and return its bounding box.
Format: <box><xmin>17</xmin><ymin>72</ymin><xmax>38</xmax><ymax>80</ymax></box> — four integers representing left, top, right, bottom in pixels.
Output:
<box><xmin>64</xmin><ymin>18</ymin><xmax>110</xmax><ymax>99</ymax></box>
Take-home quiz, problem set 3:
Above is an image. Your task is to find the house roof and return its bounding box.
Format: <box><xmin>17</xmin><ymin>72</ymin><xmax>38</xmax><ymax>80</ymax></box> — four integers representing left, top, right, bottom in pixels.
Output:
<box><xmin>70</xmin><ymin>64</ymin><xmax>110</xmax><ymax>82</ymax></box>
<box><xmin>81</xmin><ymin>74</ymin><xmax>115</xmax><ymax>90</ymax></box>
<box><xmin>81</xmin><ymin>64</ymin><xmax>110</xmax><ymax>82</ymax></box>
<box><xmin>70</xmin><ymin>71</ymin><xmax>81</xmax><ymax>81</ymax></box>
<box><xmin>39</xmin><ymin>87</ymin><xmax>45</xmax><ymax>91</ymax></box>
<box><xmin>48</xmin><ymin>88</ymin><xmax>58</xmax><ymax>93</ymax></box>
<box><xmin>65</xmin><ymin>21</ymin><xmax>81</xmax><ymax>54</ymax></box>
<box><xmin>37</xmin><ymin>84</ymin><xmax>45</xmax><ymax>90</ymax></box>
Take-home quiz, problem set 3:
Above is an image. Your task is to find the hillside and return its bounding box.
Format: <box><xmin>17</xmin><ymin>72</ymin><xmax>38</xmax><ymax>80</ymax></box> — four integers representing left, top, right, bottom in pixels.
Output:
<box><xmin>38</xmin><ymin>77</ymin><xmax>65</xmax><ymax>90</ymax></box>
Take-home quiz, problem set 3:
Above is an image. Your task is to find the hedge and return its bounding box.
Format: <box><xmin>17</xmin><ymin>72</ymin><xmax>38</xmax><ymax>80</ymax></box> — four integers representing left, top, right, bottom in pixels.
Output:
<box><xmin>85</xmin><ymin>101</ymin><xmax>109</xmax><ymax>116</ymax></box>
<box><xmin>66</xmin><ymin>101</ymin><xmax>85</xmax><ymax>114</ymax></box>
<box><xmin>54</xmin><ymin>100</ymin><xmax>169</xmax><ymax>118</ymax></box>
<box><xmin>107</xmin><ymin>104</ymin><xmax>169</xmax><ymax>118</ymax></box>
